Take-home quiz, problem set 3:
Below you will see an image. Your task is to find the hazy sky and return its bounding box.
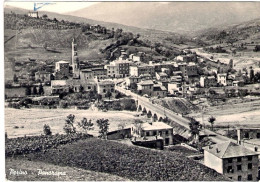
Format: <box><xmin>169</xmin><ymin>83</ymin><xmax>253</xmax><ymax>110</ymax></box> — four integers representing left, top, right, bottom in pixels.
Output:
<box><xmin>4</xmin><ymin>1</ymin><xmax>99</xmax><ymax>13</ymax></box>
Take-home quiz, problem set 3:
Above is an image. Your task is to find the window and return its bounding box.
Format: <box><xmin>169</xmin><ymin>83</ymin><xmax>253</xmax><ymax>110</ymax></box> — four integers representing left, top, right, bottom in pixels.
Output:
<box><xmin>237</xmin><ymin>165</ymin><xmax>242</xmax><ymax>171</ymax></box>
<box><xmin>146</xmin><ymin>132</ymin><xmax>150</xmax><ymax>136</ymax></box>
<box><xmin>153</xmin><ymin>131</ymin><xmax>157</xmax><ymax>136</ymax></box>
<box><xmin>248</xmin><ymin>156</ymin><xmax>252</xmax><ymax>161</ymax></box>
<box><xmin>257</xmin><ymin>133</ymin><xmax>260</xmax><ymax>139</ymax></box>
<box><xmin>245</xmin><ymin>132</ymin><xmax>249</xmax><ymax>138</ymax></box>
<box><xmin>238</xmin><ymin>176</ymin><xmax>242</xmax><ymax>181</ymax></box>
<box><xmin>248</xmin><ymin>163</ymin><xmax>252</xmax><ymax>170</ymax></box>
<box><xmin>247</xmin><ymin>174</ymin><xmax>253</xmax><ymax>181</ymax></box>
<box><xmin>237</xmin><ymin>157</ymin><xmax>242</xmax><ymax>162</ymax></box>
<box><xmin>227</xmin><ymin>166</ymin><xmax>233</xmax><ymax>173</ymax></box>
<box><xmin>165</xmin><ymin>130</ymin><xmax>169</xmax><ymax>135</ymax></box>
<box><xmin>228</xmin><ymin>158</ymin><xmax>233</xmax><ymax>163</ymax></box>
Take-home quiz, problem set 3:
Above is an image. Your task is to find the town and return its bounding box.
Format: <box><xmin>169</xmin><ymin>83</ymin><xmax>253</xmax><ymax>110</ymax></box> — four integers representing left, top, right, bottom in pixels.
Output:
<box><xmin>4</xmin><ymin>5</ymin><xmax>260</xmax><ymax>182</ymax></box>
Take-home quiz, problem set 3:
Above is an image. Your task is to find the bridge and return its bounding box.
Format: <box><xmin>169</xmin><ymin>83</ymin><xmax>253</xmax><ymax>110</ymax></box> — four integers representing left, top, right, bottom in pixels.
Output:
<box><xmin>115</xmin><ymin>85</ymin><xmax>238</xmax><ymax>144</ymax></box>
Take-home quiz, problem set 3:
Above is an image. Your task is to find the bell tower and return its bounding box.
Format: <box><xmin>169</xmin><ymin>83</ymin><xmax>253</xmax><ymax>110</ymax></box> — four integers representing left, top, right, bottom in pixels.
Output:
<box><xmin>72</xmin><ymin>38</ymin><xmax>80</xmax><ymax>78</ymax></box>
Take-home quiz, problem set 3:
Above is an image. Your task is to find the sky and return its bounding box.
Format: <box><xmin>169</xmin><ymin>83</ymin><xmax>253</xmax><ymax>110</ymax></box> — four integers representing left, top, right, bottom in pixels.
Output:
<box><xmin>4</xmin><ymin>1</ymin><xmax>99</xmax><ymax>13</ymax></box>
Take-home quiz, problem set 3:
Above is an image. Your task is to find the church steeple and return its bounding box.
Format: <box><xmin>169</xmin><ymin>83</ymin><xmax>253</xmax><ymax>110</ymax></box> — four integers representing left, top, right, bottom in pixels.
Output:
<box><xmin>72</xmin><ymin>38</ymin><xmax>80</xmax><ymax>78</ymax></box>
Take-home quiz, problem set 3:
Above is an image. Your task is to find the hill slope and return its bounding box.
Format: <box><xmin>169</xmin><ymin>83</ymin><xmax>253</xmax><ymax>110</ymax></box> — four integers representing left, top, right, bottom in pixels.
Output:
<box><xmin>20</xmin><ymin>138</ymin><xmax>228</xmax><ymax>181</ymax></box>
<box><xmin>67</xmin><ymin>2</ymin><xmax>260</xmax><ymax>35</ymax></box>
<box><xmin>197</xmin><ymin>17</ymin><xmax>260</xmax><ymax>44</ymax></box>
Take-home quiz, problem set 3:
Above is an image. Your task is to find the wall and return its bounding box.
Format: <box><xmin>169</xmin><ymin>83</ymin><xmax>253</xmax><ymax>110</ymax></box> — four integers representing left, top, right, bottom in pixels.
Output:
<box><xmin>204</xmin><ymin>150</ymin><xmax>223</xmax><ymax>174</ymax></box>
<box><xmin>223</xmin><ymin>155</ymin><xmax>259</xmax><ymax>181</ymax></box>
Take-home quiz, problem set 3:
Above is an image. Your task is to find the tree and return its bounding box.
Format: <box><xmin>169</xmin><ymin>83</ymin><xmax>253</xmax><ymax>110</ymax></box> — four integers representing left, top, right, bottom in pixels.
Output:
<box><xmin>96</xmin><ymin>118</ymin><xmax>109</xmax><ymax>139</ymax></box>
<box><xmin>189</xmin><ymin>118</ymin><xmax>202</xmax><ymax>143</ymax></box>
<box><xmin>25</xmin><ymin>86</ymin><xmax>31</xmax><ymax>96</ymax></box>
<box><xmin>43</xmin><ymin>124</ymin><xmax>52</xmax><ymax>136</ymax></box>
<box><xmin>105</xmin><ymin>91</ymin><xmax>112</xmax><ymax>100</ymax></box>
<box><xmin>77</xmin><ymin>117</ymin><xmax>94</xmax><ymax>134</ymax></box>
<box><xmin>42</xmin><ymin>14</ymin><xmax>48</xmax><ymax>19</ymax></box>
<box><xmin>38</xmin><ymin>83</ymin><xmax>44</xmax><ymax>95</ymax></box>
<box><xmin>208</xmin><ymin>116</ymin><xmax>216</xmax><ymax>131</ymax></box>
<box><xmin>63</xmin><ymin>114</ymin><xmax>76</xmax><ymax>135</ymax></box>
<box><xmin>32</xmin><ymin>86</ymin><xmax>38</xmax><ymax>95</ymax></box>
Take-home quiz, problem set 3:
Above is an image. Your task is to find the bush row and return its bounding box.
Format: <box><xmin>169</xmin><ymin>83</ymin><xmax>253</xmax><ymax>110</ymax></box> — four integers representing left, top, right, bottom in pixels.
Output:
<box><xmin>5</xmin><ymin>133</ymin><xmax>92</xmax><ymax>157</ymax></box>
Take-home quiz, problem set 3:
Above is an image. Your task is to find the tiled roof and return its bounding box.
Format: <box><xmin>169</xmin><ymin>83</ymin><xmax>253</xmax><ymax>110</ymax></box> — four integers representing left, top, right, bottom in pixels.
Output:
<box><xmin>204</xmin><ymin>141</ymin><xmax>258</xmax><ymax>159</ymax></box>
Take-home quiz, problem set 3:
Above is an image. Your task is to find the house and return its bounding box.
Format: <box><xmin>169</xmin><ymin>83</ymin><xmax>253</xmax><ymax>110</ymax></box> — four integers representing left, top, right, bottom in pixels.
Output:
<box><xmin>131</xmin><ymin>121</ymin><xmax>174</xmax><ymax>146</ymax></box>
<box><xmin>217</xmin><ymin>73</ymin><xmax>227</xmax><ymax>86</ymax></box>
<box><xmin>96</xmin><ymin>79</ymin><xmax>115</xmax><ymax>96</ymax></box>
<box><xmin>51</xmin><ymin>80</ymin><xmax>69</xmax><ymax>95</ymax></box>
<box><xmin>35</xmin><ymin>71</ymin><xmax>52</xmax><ymax>82</ymax></box>
<box><xmin>152</xmin><ymin>84</ymin><xmax>167</xmax><ymax>98</ymax></box>
<box><xmin>155</xmin><ymin>72</ymin><xmax>168</xmax><ymax>81</ymax></box>
<box><xmin>137</xmin><ymin>80</ymin><xmax>154</xmax><ymax>96</ymax></box>
<box><xmin>80</xmin><ymin>69</ymin><xmax>94</xmax><ymax>81</ymax></box>
<box><xmin>51</xmin><ymin>79</ymin><xmax>96</xmax><ymax>95</ymax></box>
<box><xmin>130</xmin><ymin>64</ymin><xmax>155</xmax><ymax>77</ymax></box>
<box><xmin>125</xmin><ymin>76</ymin><xmax>141</xmax><ymax>88</ymax></box>
<box><xmin>91</xmin><ymin>68</ymin><xmax>107</xmax><ymax>80</ymax></box>
<box><xmin>105</xmin><ymin>59</ymin><xmax>131</xmax><ymax>78</ymax></box>
<box><xmin>55</xmin><ymin>61</ymin><xmax>70</xmax><ymax>78</ymax></box>
<box><xmin>28</xmin><ymin>11</ymin><xmax>39</xmax><ymax>18</ymax></box>
<box><xmin>200</xmin><ymin>76</ymin><xmax>217</xmax><ymax>87</ymax></box>
<box><xmin>105</xmin><ymin>64</ymin><xmax>119</xmax><ymax>78</ymax></box>
<box><xmin>204</xmin><ymin>141</ymin><xmax>259</xmax><ymax>181</ymax></box>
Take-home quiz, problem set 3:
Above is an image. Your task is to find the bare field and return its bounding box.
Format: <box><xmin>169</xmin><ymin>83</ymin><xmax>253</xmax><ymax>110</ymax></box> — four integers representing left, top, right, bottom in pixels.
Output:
<box><xmin>193</xmin><ymin>48</ymin><xmax>260</xmax><ymax>71</ymax></box>
<box><xmin>6</xmin><ymin>158</ymin><xmax>129</xmax><ymax>181</ymax></box>
<box><xmin>5</xmin><ymin>108</ymin><xmax>143</xmax><ymax>138</ymax></box>
<box><xmin>189</xmin><ymin>98</ymin><xmax>260</xmax><ymax>127</ymax></box>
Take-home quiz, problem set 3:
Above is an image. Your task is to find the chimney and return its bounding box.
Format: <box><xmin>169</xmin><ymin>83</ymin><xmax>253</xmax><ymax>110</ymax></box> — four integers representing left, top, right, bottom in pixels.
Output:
<box><xmin>216</xmin><ymin>148</ymin><xmax>220</xmax><ymax>153</ymax></box>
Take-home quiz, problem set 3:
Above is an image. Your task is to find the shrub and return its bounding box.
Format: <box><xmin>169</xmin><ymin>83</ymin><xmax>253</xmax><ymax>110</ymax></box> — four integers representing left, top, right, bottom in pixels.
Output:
<box><xmin>63</xmin><ymin>114</ymin><xmax>76</xmax><ymax>135</ymax></box>
<box><xmin>43</xmin><ymin>124</ymin><xmax>52</xmax><ymax>136</ymax></box>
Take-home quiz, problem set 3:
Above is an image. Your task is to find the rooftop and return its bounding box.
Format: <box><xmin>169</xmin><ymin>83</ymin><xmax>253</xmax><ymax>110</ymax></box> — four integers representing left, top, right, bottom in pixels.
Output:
<box><xmin>204</xmin><ymin>141</ymin><xmax>258</xmax><ymax>159</ymax></box>
<box><xmin>98</xmin><ymin>79</ymin><xmax>115</xmax><ymax>85</ymax></box>
<box><xmin>138</xmin><ymin>80</ymin><xmax>154</xmax><ymax>85</ymax></box>
<box><xmin>57</xmin><ymin>60</ymin><xmax>69</xmax><ymax>64</ymax></box>
<box><xmin>141</xmin><ymin>122</ymin><xmax>173</xmax><ymax>131</ymax></box>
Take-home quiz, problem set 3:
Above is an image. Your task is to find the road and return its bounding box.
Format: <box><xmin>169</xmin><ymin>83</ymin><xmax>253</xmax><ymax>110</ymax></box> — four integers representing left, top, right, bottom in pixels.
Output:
<box><xmin>115</xmin><ymin>85</ymin><xmax>237</xmax><ymax>144</ymax></box>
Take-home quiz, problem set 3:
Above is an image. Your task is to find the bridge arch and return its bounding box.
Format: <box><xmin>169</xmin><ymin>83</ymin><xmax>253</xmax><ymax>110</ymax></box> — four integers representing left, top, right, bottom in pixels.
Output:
<box><xmin>147</xmin><ymin>110</ymin><xmax>152</xmax><ymax>118</ymax></box>
<box><xmin>153</xmin><ymin>113</ymin><xmax>158</xmax><ymax>121</ymax></box>
<box><xmin>138</xmin><ymin>105</ymin><xmax>142</xmax><ymax>112</ymax></box>
<box><xmin>142</xmin><ymin>107</ymin><xmax>147</xmax><ymax>114</ymax></box>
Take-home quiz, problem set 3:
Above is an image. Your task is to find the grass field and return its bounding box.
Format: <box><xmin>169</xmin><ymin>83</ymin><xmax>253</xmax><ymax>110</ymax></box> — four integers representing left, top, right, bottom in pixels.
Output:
<box><xmin>6</xmin><ymin>158</ymin><xmax>129</xmax><ymax>181</ymax></box>
<box><xmin>5</xmin><ymin>108</ymin><xmax>145</xmax><ymax>138</ymax></box>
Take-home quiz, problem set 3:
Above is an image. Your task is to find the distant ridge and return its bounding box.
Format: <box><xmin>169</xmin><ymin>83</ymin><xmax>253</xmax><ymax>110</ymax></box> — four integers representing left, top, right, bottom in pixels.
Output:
<box><xmin>66</xmin><ymin>2</ymin><xmax>260</xmax><ymax>35</ymax></box>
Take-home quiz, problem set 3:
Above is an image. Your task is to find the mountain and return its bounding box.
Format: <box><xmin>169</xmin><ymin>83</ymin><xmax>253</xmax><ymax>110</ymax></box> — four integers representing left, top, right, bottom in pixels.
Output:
<box><xmin>4</xmin><ymin>5</ymin><xmax>188</xmax><ymax>44</ymax></box>
<box><xmin>197</xmin><ymin>17</ymin><xmax>260</xmax><ymax>45</ymax></box>
<box><xmin>66</xmin><ymin>2</ymin><xmax>260</xmax><ymax>35</ymax></box>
